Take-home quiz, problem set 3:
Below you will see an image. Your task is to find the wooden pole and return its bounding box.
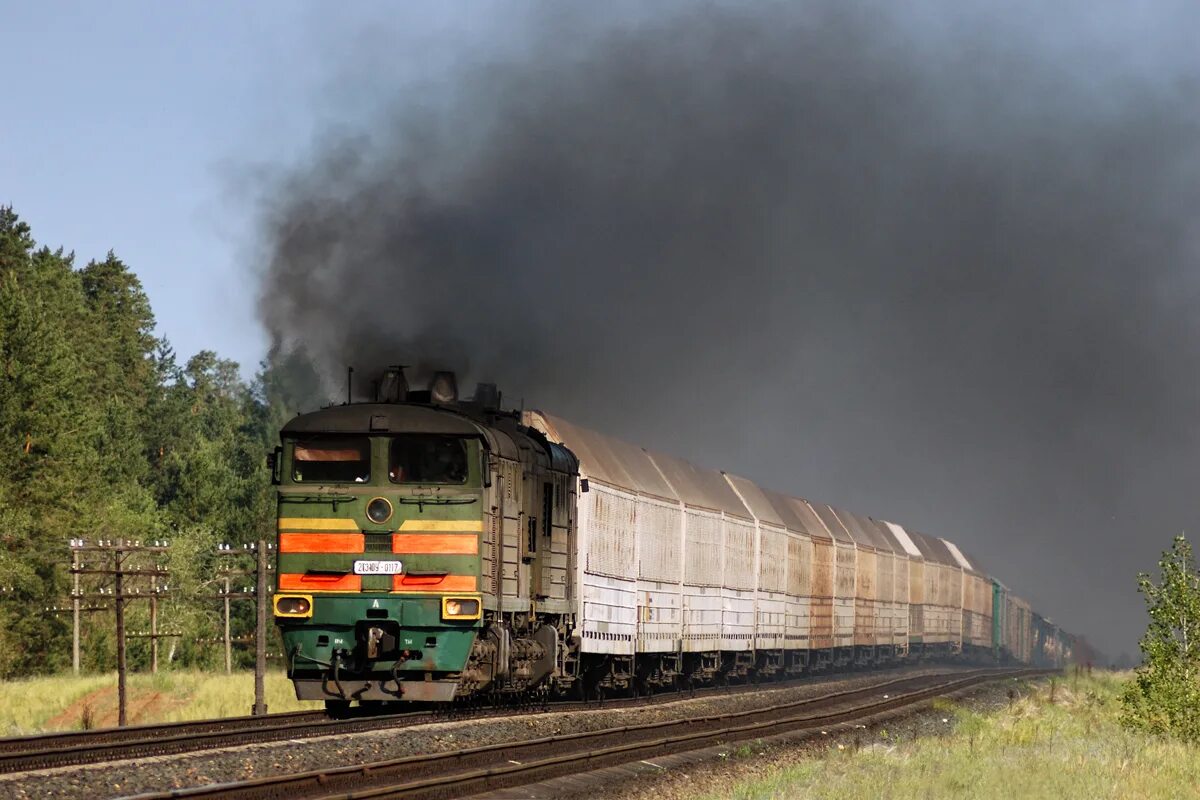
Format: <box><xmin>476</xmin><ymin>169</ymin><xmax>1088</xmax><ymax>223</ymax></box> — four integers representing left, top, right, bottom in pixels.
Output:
<box><xmin>224</xmin><ymin>575</ymin><xmax>232</xmax><ymax>675</ymax></box>
<box><xmin>253</xmin><ymin>540</ymin><xmax>267</xmax><ymax>715</ymax></box>
<box><xmin>115</xmin><ymin>546</ymin><xmax>127</xmax><ymax>727</ymax></box>
<box><xmin>72</xmin><ymin>547</ymin><xmax>80</xmax><ymax>675</ymax></box>
<box><xmin>150</xmin><ymin>575</ymin><xmax>159</xmax><ymax>675</ymax></box>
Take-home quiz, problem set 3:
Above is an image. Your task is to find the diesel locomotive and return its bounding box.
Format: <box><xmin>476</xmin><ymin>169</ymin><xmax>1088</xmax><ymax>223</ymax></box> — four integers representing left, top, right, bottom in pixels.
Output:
<box><xmin>271</xmin><ymin>370</ymin><xmax>1077</xmax><ymax>710</ymax></box>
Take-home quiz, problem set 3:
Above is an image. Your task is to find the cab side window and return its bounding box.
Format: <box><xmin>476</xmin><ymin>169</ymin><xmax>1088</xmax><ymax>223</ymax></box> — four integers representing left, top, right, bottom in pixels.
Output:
<box><xmin>389</xmin><ymin>435</ymin><xmax>468</xmax><ymax>484</ymax></box>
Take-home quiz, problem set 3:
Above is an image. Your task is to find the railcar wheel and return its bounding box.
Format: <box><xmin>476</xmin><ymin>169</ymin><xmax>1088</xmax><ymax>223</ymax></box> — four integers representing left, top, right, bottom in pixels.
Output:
<box><xmin>324</xmin><ymin>699</ymin><xmax>351</xmax><ymax>718</ymax></box>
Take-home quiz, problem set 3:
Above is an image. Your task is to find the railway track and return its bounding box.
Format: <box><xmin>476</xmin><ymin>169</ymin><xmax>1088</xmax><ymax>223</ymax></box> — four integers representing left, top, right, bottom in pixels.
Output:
<box><xmin>123</xmin><ymin>667</ymin><xmax>1046</xmax><ymax>800</ymax></box>
<box><xmin>0</xmin><ymin>664</ymin><xmax>976</xmax><ymax>775</ymax></box>
<box><xmin>0</xmin><ymin>681</ymin><xmax>777</xmax><ymax>774</ymax></box>
<box><xmin>0</xmin><ymin>708</ymin><xmax>433</xmax><ymax>774</ymax></box>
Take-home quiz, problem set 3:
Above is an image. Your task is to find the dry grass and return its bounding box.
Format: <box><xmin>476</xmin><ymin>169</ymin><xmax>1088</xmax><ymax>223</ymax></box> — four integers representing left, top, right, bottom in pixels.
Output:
<box><xmin>697</xmin><ymin>671</ymin><xmax>1200</xmax><ymax>800</ymax></box>
<box><xmin>0</xmin><ymin>670</ymin><xmax>320</xmax><ymax>734</ymax></box>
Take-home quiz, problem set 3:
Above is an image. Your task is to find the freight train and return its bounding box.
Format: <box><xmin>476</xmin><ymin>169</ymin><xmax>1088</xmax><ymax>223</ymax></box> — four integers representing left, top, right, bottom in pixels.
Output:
<box><xmin>270</xmin><ymin>371</ymin><xmax>1077</xmax><ymax>710</ymax></box>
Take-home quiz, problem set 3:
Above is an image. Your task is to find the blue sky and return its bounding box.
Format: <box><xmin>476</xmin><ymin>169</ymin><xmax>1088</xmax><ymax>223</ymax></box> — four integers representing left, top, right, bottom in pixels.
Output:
<box><xmin>0</xmin><ymin>2</ymin><xmax>514</xmax><ymax>374</ymax></box>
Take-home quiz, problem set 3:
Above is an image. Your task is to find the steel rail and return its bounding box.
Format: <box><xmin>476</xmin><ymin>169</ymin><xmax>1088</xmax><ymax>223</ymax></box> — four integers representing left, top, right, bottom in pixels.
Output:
<box><xmin>0</xmin><ymin>678</ymin><xmax>798</xmax><ymax>774</ymax></box>
<box><xmin>0</xmin><ymin>664</ymin><xmax>975</xmax><ymax>775</ymax></box>
<box><xmin>0</xmin><ymin>708</ymin><xmax>435</xmax><ymax>774</ymax></box>
<box><xmin>0</xmin><ymin>710</ymin><xmax>325</xmax><ymax>757</ymax></box>
<box><xmin>125</xmin><ymin>668</ymin><xmax>1047</xmax><ymax>800</ymax></box>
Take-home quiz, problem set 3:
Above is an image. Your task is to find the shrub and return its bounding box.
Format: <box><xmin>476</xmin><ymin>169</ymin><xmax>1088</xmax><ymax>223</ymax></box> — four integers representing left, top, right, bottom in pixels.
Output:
<box><xmin>1121</xmin><ymin>535</ymin><xmax>1200</xmax><ymax>741</ymax></box>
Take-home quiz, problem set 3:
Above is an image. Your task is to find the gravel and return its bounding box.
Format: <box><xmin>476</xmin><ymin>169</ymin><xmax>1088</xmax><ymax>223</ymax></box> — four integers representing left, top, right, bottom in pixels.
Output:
<box><xmin>0</xmin><ymin>665</ymin><xmax>983</xmax><ymax>800</ymax></box>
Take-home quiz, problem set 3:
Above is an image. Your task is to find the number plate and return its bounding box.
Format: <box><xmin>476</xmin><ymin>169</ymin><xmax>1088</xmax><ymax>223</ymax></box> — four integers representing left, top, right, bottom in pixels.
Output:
<box><xmin>353</xmin><ymin>560</ymin><xmax>403</xmax><ymax>575</ymax></box>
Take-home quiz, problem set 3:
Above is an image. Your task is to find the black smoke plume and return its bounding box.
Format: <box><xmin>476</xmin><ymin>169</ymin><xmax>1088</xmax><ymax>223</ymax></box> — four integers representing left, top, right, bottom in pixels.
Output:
<box><xmin>255</xmin><ymin>1</ymin><xmax>1200</xmax><ymax>657</ymax></box>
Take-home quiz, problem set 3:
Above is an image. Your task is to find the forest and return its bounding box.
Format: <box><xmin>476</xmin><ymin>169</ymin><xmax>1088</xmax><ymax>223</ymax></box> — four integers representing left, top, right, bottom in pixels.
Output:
<box><xmin>0</xmin><ymin>206</ymin><xmax>316</xmax><ymax>678</ymax></box>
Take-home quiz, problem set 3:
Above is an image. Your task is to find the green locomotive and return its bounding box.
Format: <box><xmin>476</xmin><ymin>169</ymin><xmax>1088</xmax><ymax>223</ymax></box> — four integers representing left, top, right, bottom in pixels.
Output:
<box><xmin>271</xmin><ymin>371</ymin><xmax>578</xmax><ymax>709</ymax></box>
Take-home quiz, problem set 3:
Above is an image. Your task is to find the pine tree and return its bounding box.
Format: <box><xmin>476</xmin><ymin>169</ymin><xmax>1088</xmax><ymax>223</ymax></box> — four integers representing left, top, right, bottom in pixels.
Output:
<box><xmin>0</xmin><ymin>205</ymin><xmax>288</xmax><ymax>674</ymax></box>
<box><xmin>1121</xmin><ymin>535</ymin><xmax>1200</xmax><ymax>741</ymax></box>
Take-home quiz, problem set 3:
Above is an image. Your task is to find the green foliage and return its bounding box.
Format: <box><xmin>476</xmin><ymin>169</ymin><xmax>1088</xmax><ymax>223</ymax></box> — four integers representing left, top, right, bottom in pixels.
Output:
<box><xmin>0</xmin><ymin>206</ymin><xmax>290</xmax><ymax>677</ymax></box>
<box><xmin>1121</xmin><ymin>535</ymin><xmax>1200</xmax><ymax>742</ymax></box>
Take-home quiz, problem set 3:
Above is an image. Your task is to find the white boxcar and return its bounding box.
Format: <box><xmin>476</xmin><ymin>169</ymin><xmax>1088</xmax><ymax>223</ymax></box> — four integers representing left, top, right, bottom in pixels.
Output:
<box><xmin>525</xmin><ymin>409</ymin><xmax>1008</xmax><ymax>690</ymax></box>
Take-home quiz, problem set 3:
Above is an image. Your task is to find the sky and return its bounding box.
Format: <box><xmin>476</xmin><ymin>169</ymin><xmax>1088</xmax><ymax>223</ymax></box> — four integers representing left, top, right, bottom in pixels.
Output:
<box><xmin>4</xmin><ymin>2</ymin><xmax>1199</xmax><ymax>661</ymax></box>
<box><xmin>1</xmin><ymin>2</ymin><xmax>511</xmax><ymax>371</ymax></box>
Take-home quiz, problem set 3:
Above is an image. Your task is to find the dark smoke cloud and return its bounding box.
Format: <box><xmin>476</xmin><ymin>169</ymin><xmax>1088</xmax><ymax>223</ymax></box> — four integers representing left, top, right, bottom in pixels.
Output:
<box><xmin>255</xmin><ymin>1</ymin><xmax>1200</xmax><ymax>659</ymax></box>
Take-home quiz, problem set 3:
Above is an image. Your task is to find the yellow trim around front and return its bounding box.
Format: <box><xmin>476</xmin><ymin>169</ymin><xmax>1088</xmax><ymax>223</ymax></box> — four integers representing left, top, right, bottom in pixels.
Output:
<box><xmin>273</xmin><ymin>593</ymin><xmax>314</xmax><ymax>618</ymax></box>
<box><xmin>441</xmin><ymin>594</ymin><xmax>484</xmax><ymax>620</ymax></box>
<box><xmin>277</xmin><ymin>517</ymin><xmax>360</xmax><ymax>531</ymax></box>
<box><xmin>399</xmin><ymin>519</ymin><xmax>483</xmax><ymax>532</ymax></box>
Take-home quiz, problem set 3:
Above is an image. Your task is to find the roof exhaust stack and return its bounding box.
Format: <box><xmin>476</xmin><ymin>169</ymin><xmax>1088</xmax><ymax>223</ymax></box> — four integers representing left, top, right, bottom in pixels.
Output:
<box><xmin>429</xmin><ymin>371</ymin><xmax>458</xmax><ymax>405</ymax></box>
<box><xmin>472</xmin><ymin>382</ymin><xmax>500</xmax><ymax>410</ymax></box>
<box><xmin>379</xmin><ymin>366</ymin><xmax>409</xmax><ymax>403</ymax></box>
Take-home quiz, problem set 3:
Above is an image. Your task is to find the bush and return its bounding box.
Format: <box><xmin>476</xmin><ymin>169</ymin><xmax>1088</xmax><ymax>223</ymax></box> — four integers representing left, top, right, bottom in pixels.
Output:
<box><xmin>1121</xmin><ymin>535</ymin><xmax>1200</xmax><ymax>741</ymax></box>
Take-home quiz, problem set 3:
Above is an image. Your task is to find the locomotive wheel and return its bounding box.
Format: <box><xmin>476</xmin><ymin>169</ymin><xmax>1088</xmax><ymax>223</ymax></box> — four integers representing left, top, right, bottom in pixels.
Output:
<box><xmin>324</xmin><ymin>699</ymin><xmax>351</xmax><ymax>718</ymax></box>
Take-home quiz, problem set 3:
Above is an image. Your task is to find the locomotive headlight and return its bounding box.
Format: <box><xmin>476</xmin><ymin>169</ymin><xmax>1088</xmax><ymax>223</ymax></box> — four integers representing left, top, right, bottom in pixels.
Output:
<box><xmin>366</xmin><ymin>497</ymin><xmax>393</xmax><ymax>524</ymax></box>
<box><xmin>274</xmin><ymin>594</ymin><xmax>313</xmax><ymax>618</ymax></box>
<box><xmin>442</xmin><ymin>596</ymin><xmax>482</xmax><ymax>620</ymax></box>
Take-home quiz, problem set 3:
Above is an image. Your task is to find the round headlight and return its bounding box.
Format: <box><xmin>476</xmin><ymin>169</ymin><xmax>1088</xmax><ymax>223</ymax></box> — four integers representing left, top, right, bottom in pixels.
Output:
<box><xmin>366</xmin><ymin>497</ymin><xmax>393</xmax><ymax>524</ymax></box>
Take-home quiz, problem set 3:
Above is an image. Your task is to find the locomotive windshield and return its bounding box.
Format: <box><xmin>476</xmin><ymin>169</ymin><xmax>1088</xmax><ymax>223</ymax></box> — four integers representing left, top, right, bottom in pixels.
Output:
<box><xmin>389</xmin><ymin>435</ymin><xmax>468</xmax><ymax>484</ymax></box>
<box><xmin>292</xmin><ymin>436</ymin><xmax>371</xmax><ymax>483</ymax></box>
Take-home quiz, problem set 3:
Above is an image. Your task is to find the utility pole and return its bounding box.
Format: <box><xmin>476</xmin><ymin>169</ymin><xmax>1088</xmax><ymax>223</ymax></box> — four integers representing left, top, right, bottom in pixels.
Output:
<box><xmin>149</xmin><ymin>571</ymin><xmax>159</xmax><ymax>674</ymax></box>
<box><xmin>214</xmin><ymin>544</ymin><xmax>257</xmax><ymax>675</ymax></box>
<box><xmin>46</xmin><ymin>599</ymin><xmax>108</xmax><ymax>673</ymax></box>
<box><xmin>210</xmin><ymin>542</ymin><xmax>273</xmax><ymax>712</ymax></box>
<box><xmin>68</xmin><ymin>539</ymin><xmax>172</xmax><ymax>726</ymax></box>
<box><xmin>254</xmin><ymin>539</ymin><xmax>268</xmax><ymax>716</ymax></box>
<box><xmin>114</xmin><ymin>547</ymin><xmax>126</xmax><ymax>726</ymax></box>
<box><xmin>224</xmin><ymin>574</ymin><xmax>232</xmax><ymax>674</ymax></box>
<box><xmin>72</xmin><ymin>544</ymin><xmax>81</xmax><ymax>675</ymax></box>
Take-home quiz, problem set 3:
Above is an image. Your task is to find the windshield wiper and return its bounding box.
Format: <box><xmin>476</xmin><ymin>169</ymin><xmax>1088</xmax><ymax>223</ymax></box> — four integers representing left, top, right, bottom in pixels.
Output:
<box><xmin>397</xmin><ymin>496</ymin><xmax>478</xmax><ymax>511</ymax></box>
<box><xmin>280</xmin><ymin>494</ymin><xmax>356</xmax><ymax>510</ymax></box>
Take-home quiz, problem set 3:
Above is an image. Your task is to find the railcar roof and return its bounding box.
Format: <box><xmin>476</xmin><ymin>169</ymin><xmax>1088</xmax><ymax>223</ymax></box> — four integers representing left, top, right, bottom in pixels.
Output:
<box><xmin>644</xmin><ymin>449</ymin><xmax>751</xmax><ymax>518</ymax></box>
<box><xmin>527</xmin><ymin>412</ymin><xmax>675</xmax><ymax>499</ymax></box>
<box><xmin>810</xmin><ymin>503</ymin><xmax>857</xmax><ymax>545</ymax></box>
<box><xmin>836</xmin><ymin>507</ymin><xmax>898</xmax><ymax>553</ymax></box>
<box><xmin>723</xmin><ymin>474</ymin><xmax>786</xmax><ymax>527</ymax></box>
<box><xmin>907</xmin><ymin>529</ymin><xmax>959</xmax><ymax>566</ymax></box>
<box><xmin>962</xmin><ymin>548</ymin><xmax>990</xmax><ymax>577</ymax></box>
<box><xmin>788</xmin><ymin>497</ymin><xmax>839</xmax><ymax>541</ymax></box>
<box><xmin>877</xmin><ymin>520</ymin><xmax>923</xmax><ymax>558</ymax></box>
<box><xmin>526</xmin><ymin>409</ymin><xmax>994</xmax><ymax>563</ymax></box>
<box><xmin>758</xmin><ymin>488</ymin><xmax>831</xmax><ymax>539</ymax></box>
<box><xmin>940</xmin><ymin>537</ymin><xmax>978</xmax><ymax>572</ymax></box>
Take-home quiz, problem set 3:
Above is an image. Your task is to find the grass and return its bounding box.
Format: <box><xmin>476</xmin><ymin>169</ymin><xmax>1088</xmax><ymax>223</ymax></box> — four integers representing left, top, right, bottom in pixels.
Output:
<box><xmin>0</xmin><ymin>670</ymin><xmax>321</xmax><ymax>735</ymax></box>
<box><xmin>700</xmin><ymin>672</ymin><xmax>1200</xmax><ymax>800</ymax></box>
